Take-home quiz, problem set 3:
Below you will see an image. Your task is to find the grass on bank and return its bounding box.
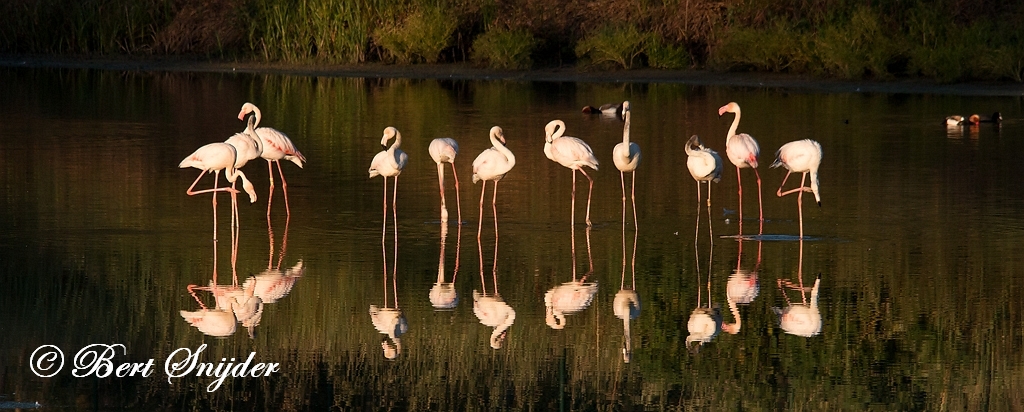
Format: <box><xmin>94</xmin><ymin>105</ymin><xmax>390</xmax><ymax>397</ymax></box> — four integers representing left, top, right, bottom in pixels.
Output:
<box><xmin>0</xmin><ymin>0</ymin><xmax>1022</xmax><ymax>82</ymax></box>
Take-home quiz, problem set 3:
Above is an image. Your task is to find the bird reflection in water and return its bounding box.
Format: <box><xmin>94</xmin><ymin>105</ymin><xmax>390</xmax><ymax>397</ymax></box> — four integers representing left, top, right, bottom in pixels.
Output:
<box><xmin>473</xmin><ymin>224</ymin><xmax>514</xmax><ymax>349</ymax></box>
<box><xmin>471</xmin><ymin>134</ymin><xmax>516</xmax><ymax>348</ymax></box>
<box><xmin>723</xmin><ymin>235</ymin><xmax>761</xmax><ymax>335</ymax></box>
<box><xmin>180</xmin><ymin>210</ymin><xmax>264</xmax><ymax>338</ymax></box>
<box><xmin>245</xmin><ymin>215</ymin><xmax>303</xmax><ymax>306</ymax></box>
<box><xmin>545</xmin><ymin>226</ymin><xmax>598</xmax><ymax>330</ymax></box>
<box><xmin>369</xmin><ymin>202</ymin><xmax>407</xmax><ymax>359</ymax></box>
<box><xmin>773</xmin><ymin>239</ymin><xmax>822</xmax><ymax>337</ymax></box>
<box><xmin>430</xmin><ymin>222</ymin><xmax>460</xmax><ymax>310</ymax></box>
<box><xmin>613</xmin><ymin>224</ymin><xmax>640</xmax><ymax>362</ymax></box>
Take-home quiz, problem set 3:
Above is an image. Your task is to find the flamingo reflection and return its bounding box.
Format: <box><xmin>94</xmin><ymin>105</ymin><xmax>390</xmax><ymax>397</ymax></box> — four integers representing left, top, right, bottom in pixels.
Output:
<box><xmin>182</xmin><ymin>279</ymin><xmax>264</xmax><ymax>338</ymax></box>
<box><xmin>370</xmin><ymin>186</ymin><xmax>407</xmax><ymax>359</ymax></box>
<box><xmin>774</xmin><ymin>239</ymin><xmax>822</xmax><ymax>337</ymax></box>
<box><xmin>244</xmin><ymin>217</ymin><xmax>303</xmax><ymax>305</ymax></box>
<box><xmin>430</xmin><ymin>223</ymin><xmax>460</xmax><ymax>309</ymax></box>
<box><xmin>686</xmin><ymin>181</ymin><xmax>721</xmax><ymax>351</ymax></box>
<box><xmin>545</xmin><ymin>226</ymin><xmax>598</xmax><ymax>330</ymax></box>
<box><xmin>613</xmin><ymin>220</ymin><xmax>640</xmax><ymax>362</ymax></box>
<box><xmin>723</xmin><ymin>237</ymin><xmax>761</xmax><ymax>334</ymax></box>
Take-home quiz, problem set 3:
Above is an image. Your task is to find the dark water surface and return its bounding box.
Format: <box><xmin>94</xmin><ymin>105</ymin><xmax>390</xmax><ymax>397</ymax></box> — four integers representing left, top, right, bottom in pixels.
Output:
<box><xmin>1</xmin><ymin>67</ymin><xmax>1023</xmax><ymax>410</ymax></box>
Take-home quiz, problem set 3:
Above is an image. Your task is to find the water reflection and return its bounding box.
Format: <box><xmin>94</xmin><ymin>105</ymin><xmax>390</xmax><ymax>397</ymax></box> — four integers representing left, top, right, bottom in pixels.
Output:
<box><xmin>246</xmin><ymin>217</ymin><xmax>303</xmax><ymax>305</ymax></box>
<box><xmin>613</xmin><ymin>224</ymin><xmax>640</xmax><ymax>362</ymax></box>
<box><xmin>472</xmin><ymin>155</ymin><xmax>515</xmax><ymax>349</ymax></box>
<box><xmin>182</xmin><ymin>278</ymin><xmax>264</xmax><ymax>338</ymax></box>
<box><xmin>545</xmin><ymin>226</ymin><xmax>598</xmax><ymax>330</ymax></box>
<box><xmin>724</xmin><ymin>237</ymin><xmax>761</xmax><ymax>335</ymax></box>
<box><xmin>773</xmin><ymin>240</ymin><xmax>822</xmax><ymax>337</ymax></box>
<box><xmin>429</xmin><ymin>223</ymin><xmax>460</xmax><ymax>310</ymax></box>
<box><xmin>369</xmin><ymin>225</ymin><xmax>407</xmax><ymax>358</ymax></box>
<box><xmin>687</xmin><ymin>161</ymin><xmax>722</xmax><ymax>349</ymax></box>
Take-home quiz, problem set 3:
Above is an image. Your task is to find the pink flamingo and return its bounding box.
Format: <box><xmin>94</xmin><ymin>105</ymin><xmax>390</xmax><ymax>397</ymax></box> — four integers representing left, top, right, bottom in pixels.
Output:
<box><xmin>718</xmin><ymin>102</ymin><xmax>763</xmax><ymax>231</ymax></box>
<box><xmin>771</xmin><ymin>139</ymin><xmax>822</xmax><ymax>239</ymax></box>
<box><xmin>237</xmin><ymin>103</ymin><xmax>306</xmax><ymax>218</ymax></box>
<box><xmin>544</xmin><ymin>120</ymin><xmax>600</xmax><ymax>227</ymax></box>
<box><xmin>472</xmin><ymin>126</ymin><xmax>516</xmax><ymax>242</ymax></box>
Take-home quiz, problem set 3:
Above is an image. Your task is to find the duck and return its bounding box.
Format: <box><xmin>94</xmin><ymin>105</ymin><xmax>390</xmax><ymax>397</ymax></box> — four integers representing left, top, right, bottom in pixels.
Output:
<box><xmin>968</xmin><ymin>112</ymin><xmax>1002</xmax><ymax>125</ymax></box>
<box><xmin>945</xmin><ymin>115</ymin><xmax>965</xmax><ymax>126</ymax></box>
<box><xmin>582</xmin><ymin>102</ymin><xmax>624</xmax><ymax>119</ymax></box>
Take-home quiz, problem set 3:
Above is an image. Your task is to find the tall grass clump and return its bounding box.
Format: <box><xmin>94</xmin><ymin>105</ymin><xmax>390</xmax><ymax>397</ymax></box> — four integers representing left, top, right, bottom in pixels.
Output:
<box><xmin>374</xmin><ymin>6</ymin><xmax>458</xmax><ymax>64</ymax></box>
<box><xmin>471</xmin><ymin>28</ymin><xmax>538</xmax><ymax>70</ymax></box>
<box><xmin>644</xmin><ymin>35</ymin><xmax>690</xmax><ymax>69</ymax></box>
<box><xmin>246</xmin><ymin>0</ymin><xmax>380</xmax><ymax>63</ymax></box>
<box><xmin>710</xmin><ymin>20</ymin><xmax>810</xmax><ymax>72</ymax></box>
<box><xmin>575</xmin><ymin>25</ymin><xmax>646</xmax><ymax>69</ymax></box>
<box><xmin>811</xmin><ymin>6</ymin><xmax>902</xmax><ymax>79</ymax></box>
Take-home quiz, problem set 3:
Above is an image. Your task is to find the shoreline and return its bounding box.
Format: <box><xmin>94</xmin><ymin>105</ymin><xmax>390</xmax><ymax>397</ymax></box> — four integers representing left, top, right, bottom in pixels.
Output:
<box><xmin>3</xmin><ymin>55</ymin><xmax>1023</xmax><ymax>97</ymax></box>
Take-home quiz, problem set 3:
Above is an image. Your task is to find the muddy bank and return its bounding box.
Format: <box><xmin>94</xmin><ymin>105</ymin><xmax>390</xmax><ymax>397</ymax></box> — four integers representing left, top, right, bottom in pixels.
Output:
<box><xmin>2</xmin><ymin>55</ymin><xmax>1023</xmax><ymax>97</ymax></box>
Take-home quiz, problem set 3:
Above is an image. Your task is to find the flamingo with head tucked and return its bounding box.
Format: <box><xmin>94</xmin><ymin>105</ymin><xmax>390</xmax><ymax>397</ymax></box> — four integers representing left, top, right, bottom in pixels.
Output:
<box><xmin>718</xmin><ymin>102</ymin><xmax>763</xmax><ymax>231</ymax></box>
<box><xmin>238</xmin><ymin>103</ymin><xmax>306</xmax><ymax>217</ymax></box>
<box><xmin>544</xmin><ymin>120</ymin><xmax>600</xmax><ymax>227</ymax></box>
<box><xmin>429</xmin><ymin>137</ymin><xmax>462</xmax><ymax>224</ymax></box>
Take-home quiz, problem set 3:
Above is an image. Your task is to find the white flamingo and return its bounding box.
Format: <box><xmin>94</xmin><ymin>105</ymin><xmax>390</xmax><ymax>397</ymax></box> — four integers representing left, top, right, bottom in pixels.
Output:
<box><xmin>473</xmin><ymin>291</ymin><xmax>516</xmax><ymax>349</ymax></box>
<box><xmin>612</xmin><ymin>101</ymin><xmax>641</xmax><ymax>234</ymax></box>
<box><xmin>544</xmin><ymin>120</ymin><xmax>600</xmax><ymax>227</ymax></box>
<box><xmin>718</xmin><ymin>102</ymin><xmax>764</xmax><ymax>230</ymax></box>
<box><xmin>369</xmin><ymin>126</ymin><xmax>409</xmax><ymax>267</ymax></box>
<box><xmin>429</xmin><ymin>224</ymin><xmax>459</xmax><ymax>309</ymax></box>
<box><xmin>237</xmin><ymin>103</ymin><xmax>306</xmax><ymax>217</ymax></box>
<box><xmin>771</xmin><ymin>139</ymin><xmax>822</xmax><ymax>239</ymax></box>
<box><xmin>472</xmin><ymin>126</ymin><xmax>516</xmax><ymax>239</ymax></box>
<box><xmin>685</xmin><ymin>135</ymin><xmax>722</xmax><ymax>247</ymax></box>
<box><xmin>429</xmin><ymin>137</ymin><xmax>462</xmax><ymax>224</ymax></box>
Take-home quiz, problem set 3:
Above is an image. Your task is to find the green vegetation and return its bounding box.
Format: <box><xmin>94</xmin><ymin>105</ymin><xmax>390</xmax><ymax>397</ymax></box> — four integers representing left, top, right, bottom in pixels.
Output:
<box><xmin>1</xmin><ymin>0</ymin><xmax>1023</xmax><ymax>82</ymax></box>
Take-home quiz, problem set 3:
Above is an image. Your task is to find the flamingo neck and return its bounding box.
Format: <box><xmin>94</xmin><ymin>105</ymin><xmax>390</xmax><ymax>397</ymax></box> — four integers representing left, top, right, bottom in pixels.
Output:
<box><xmin>491</xmin><ymin>133</ymin><xmax>516</xmax><ymax>167</ymax></box>
<box><xmin>387</xmin><ymin>131</ymin><xmax>403</xmax><ymax>167</ymax></box>
<box><xmin>622</xmin><ymin>111</ymin><xmax>631</xmax><ymax>145</ymax></box>
<box><xmin>810</xmin><ymin>169</ymin><xmax>821</xmax><ymax>204</ymax></box>
<box><xmin>251</xmin><ymin>106</ymin><xmax>263</xmax><ymax>129</ymax></box>
<box><xmin>726</xmin><ymin>108</ymin><xmax>741</xmax><ymax>143</ymax></box>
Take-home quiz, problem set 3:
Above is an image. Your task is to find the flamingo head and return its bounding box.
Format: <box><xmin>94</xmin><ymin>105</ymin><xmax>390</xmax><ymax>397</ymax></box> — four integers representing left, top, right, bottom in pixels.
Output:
<box><xmin>620</xmin><ymin>101</ymin><xmax>631</xmax><ymax>117</ymax></box>
<box><xmin>381</xmin><ymin>126</ymin><xmax>399</xmax><ymax>146</ymax></box>
<box><xmin>544</xmin><ymin>120</ymin><xmax>564</xmax><ymax>143</ymax></box>
<box><xmin>718</xmin><ymin>102</ymin><xmax>739</xmax><ymax>117</ymax></box>
<box><xmin>490</xmin><ymin>126</ymin><xmax>506</xmax><ymax>145</ymax></box>
<box><xmin>238</xmin><ymin>102</ymin><xmax>259</xmax><ymax>121</ymax></box>
<box><xmin>490</xmin><ymin>330</ymin><xmax>507</xmax><ymax>349</ymax></box>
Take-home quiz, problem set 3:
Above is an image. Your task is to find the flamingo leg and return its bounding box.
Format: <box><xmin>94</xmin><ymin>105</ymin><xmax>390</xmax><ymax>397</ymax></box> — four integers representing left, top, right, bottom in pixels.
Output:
<box><xmin>392</xmin><ymin>176</ymin><xmax>399</xmax><ymax>291</ymax></box>
<box><xmin>570</xmin><ymin>169</ymin><xmax>577</xmax><ymax>228</ymax></box>
<box><xmin>437</xmin><ymin>163</ymin><xmax>448</xmax><ymax>223</ymax></box>
<box><xmin>382</xmin><ymin>176</ymin><xmax>388</xmax><ymax>281</ymax></box>
<box><xmin>580</xmin><ymin>168</ymin><xmax>595</xmax><ymax>227</ymax></box>
<box><xmin>265</xmin><ymin>160</ymin><xmax>275</xmax><ymax>219</ymax></box>
<box><xmin>776</xmin><ymin>170</ymin><xmax>794</xmax><ymax>197</ymax></box>
<box><xmin>620</xmin><ymin>171</ymin><xmax>627</xmax><ymax>284</ymax></box>
<box><xmin>277</xmin><ymin>160</ymin><xmax>292</xmax><ymax>217</ymax></box>
<box><xmin>754</xmin><ymin>167</ymin><xmax>764</xmax><ymax>233</ymax></box>
<box><xmin>477</xmin><ymin>181</ymin><xmax>486</xmax><ymax>293</ymax></box>
<box><xmin>798</xmin><ymin>172</ymin><xmax>806</xmax><ymax>239</ymax></box>
<box><xmin>631</xmin><ymin>171</ymin><xmax>638</xmax><ymax>233</ymax></box>
<box><xmin>451</xmin><ymin>162</ymin><xmax>462</xmax><ymax>225</ymax></box>
<box><xmin>708</xmin><ymin>180</ymin><xmax>714</xmax><ymax>247</ymax></box>
<box><xmin>492</xmin><ymin>183</ymin><xmax>499</xmax><ymax>287</ymax></box>
<box><xmin>735</xmin><ymin>165</ymin><xmax>743</xmax><ymax>226</ymax></box>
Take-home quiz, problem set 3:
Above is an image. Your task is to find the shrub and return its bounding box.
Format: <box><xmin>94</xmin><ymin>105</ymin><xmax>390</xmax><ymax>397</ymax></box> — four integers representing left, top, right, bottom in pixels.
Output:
<box><xmin>811</xmin><ymin>6</ymin><xmax>901</xmax><ymax>79</ymax></box>
<box><xmin>710</xmin><ymin>20</ymin><xmax>810</xmax><ymax>72</ymax></box>
<box><xmin>374</xmin><ymin>6</ymin><xmax>458</xmax><ymax>64</ymax></box>
<box><xmin>471</xmin><ymin>28</ymin><xmax>538</xmax><ymax>70</ymax></box>
<box><xmin>575</xmin><ymin>25</ymin><xmax>646</xmax><ymax>69</ymax></box>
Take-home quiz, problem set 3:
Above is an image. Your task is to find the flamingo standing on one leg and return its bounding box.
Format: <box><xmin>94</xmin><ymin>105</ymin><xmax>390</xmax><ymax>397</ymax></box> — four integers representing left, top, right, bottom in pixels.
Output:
<box><xmin>369</xmin><ymin>127</ymin><xmax>409</xmax><ymax>282</ymax></box>
<box><xmin>472</xmin><ymin>126</ymin><xmax>516</xmax><ymax>243</ymax></box>
<box><xmin>771</xmin><ymin>139</ymin><xmax>822</xmax><ymax>239</ymax></box>
<box><xmin>544</xmin><ymin>120</ymin><xmax>599</xmax><ymax>227</ymax></box>
<box><xmin>718</xmin><ymin>102</ymin><xmax>764</xmax><ymax>232</ymax></box>
<box><xmin>237</xmin><ymin>103</ymin><xmax>306</xmax><ymax>218</ymax></box>
<box><xmin>429</xmin><ymin>137</ymin><xmax>462</xmax><ymax>225</ymax></box>
<box><xmin>179</xmin><ymin>142</ymin><xmax>258</xmax><ymax>286</ymax></box>
<box><xmin>685</xmin><ymin>135</ymin><xmax>722</xmax><ymax>247</ymax></box>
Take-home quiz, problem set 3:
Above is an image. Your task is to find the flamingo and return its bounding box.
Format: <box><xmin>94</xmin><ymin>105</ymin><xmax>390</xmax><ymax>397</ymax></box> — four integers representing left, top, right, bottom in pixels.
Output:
<box><xmin>237</xmin><ymin>103</ymin><xmax>306</xmax><ymax>218</ymax></box>
<box><xmin>472</xmin><ymin>126</ymin><xmax>516</xmax><ymax>239</ymax></box>
<box><xmin>369</xmin><ymin>126</ymin><xmax>409</xmax><ymax>265</ymax></box>
<box><xmin>612</xmin><ymin>101</ymin><xmax>641</xmax><ymax>235</ymax></box>
<box><xmin>718</xmin><ymin>102</ymin><xmax>764</xmax><ymax>230</ymax></box>
<box><xmin>544</xmin><ymin>120</ymin><xmax>600</xmax><ymax>227</ymax></box>
<box><xmin>429</xmin><ymin>137</ymin><xmax>462</xmax><ymax>224</ymax></box>
<box><xmin>179</xmin><ymin>142</ymin><xmax>257</xmax><ymax>286</ymax></box>
<box><xmin>771</xmin><ymin>139</ymin><xmax>822</xmax><ymax>239</ymax></box>
<box><xmin>685</xmin><ymin>135</ymin><xmax>722</xmax><ymax>246</ymax></box>
<box><xmin>473</xmin><ymin>291</ymin><xmax>516</xmax><ymax>349</ymax></box>
<box><xmin>774</xmin><ymin>276</ymin><xmax>822</xmax><ymax>337</ymax></box>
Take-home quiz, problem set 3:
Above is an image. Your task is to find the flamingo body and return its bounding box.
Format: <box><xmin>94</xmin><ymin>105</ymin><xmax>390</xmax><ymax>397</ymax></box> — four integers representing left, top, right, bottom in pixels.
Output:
<box><xmin>771</xmin><ymin>139</ymin><xmax>822</xmax><ymax>204</ymax></box>
<box><xmin>179</xmin><ymin>142</ymin><xmax>257</xmax><ymax>203</ymax></box>
<box><xmin>180</xmin><ymin>309</ymin><xmax>237</xmax><ymax>337</ymax></box>
<box><xmin>369</xmin><ymin>127</ymin><xmax>408</xmax><ymax>179</ymax></box>
<box><xmin>685</xmin><ymin>135</ymin><xmax>722</xmax><ymax>183</ymax></box>
<box><xmin>774</xmin><ymin>277</ymin><xmax>822</xmax><ymax>337</ymax></box>
<box><xmin>544</xmin><ymin>281</ymin><xmax>598</xmax><ymax>329</ymax></box>
<box><xmin>472</xmin><ymin>126</ymin><xmax>516</xmax><ymax>183</ymax></box>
